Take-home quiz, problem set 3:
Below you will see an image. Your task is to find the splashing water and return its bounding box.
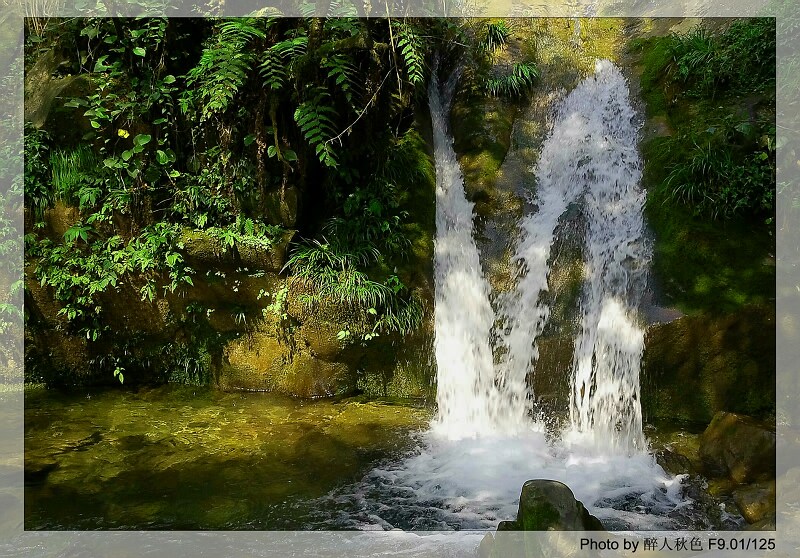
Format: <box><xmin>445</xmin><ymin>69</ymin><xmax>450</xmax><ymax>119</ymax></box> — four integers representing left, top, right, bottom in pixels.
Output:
<box><xmin>429</xmin><ymin>69</ymin><xmax>507</xmax><ymax>440</ymax></box>
<box><xmin>317</xmin><ymin>61</ymin><xmax>689</xmax><ymax>531</ymax></box>
<box><xmin>543</xmin><ymin>59</ymin><xmax>649</xmax><ymax>455</ymax></box>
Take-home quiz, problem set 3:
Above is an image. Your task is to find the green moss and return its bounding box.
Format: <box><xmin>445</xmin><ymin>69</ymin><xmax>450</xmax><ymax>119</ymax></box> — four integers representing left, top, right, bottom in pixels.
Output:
<box><xmin>644</xmin><ymin>184</ymin><xmax>774</xmax><ymax>315</ymax></box>
<box><xmin>633</xmin><ymin>24</ymin><xmax>775</xmax><ymax>315</ymax></box>
<box><xmin>450</xmin><ymin>96</ymin><xmax>514</xmax><ymax>196</ymax></box>
<box><xmin>641</xmin><ymin>306</ymin><xmax>775</xmax><ymax>424</ymax></box>
<box><xmin>630</xmin><ymin>36</ymin><xmax>673</xmax><ymax>116</ymax></box>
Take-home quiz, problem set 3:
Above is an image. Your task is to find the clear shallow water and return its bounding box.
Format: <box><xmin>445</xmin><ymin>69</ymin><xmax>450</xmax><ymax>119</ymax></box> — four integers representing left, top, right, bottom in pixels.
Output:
<box><xmin>24</xmin><ymin>385</ymin><xmax>430</xmax><ymax>530</ymax></box>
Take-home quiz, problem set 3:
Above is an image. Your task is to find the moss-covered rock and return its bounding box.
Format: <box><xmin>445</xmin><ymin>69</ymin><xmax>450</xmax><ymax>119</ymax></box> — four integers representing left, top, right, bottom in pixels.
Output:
<box><xmin>733</xmin><ymin>480</ymin><xmax>775</xmax><ymax>524</ymax></box>
<box><xmin>641</xmin><ymin>305</ymin><xmax>775</xmax><ymax>424</ymax></box>
<box><xmin>498</xmin><ymin>479</ymin><xmax>604</xmax><ymax>531</ymax></box>
<box><xmin>179</xmin><ymin>228</ymin><xmax>295</xmax><ymax>273</ymax></box>
<box><xmin>698</xmin><ymin>412</ymin><xmax>775</xmax><ymax>483</ymax></box>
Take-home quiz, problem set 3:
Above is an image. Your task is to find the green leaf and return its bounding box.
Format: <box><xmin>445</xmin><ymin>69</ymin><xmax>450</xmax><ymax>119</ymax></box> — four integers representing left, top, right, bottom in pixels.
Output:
<box><xmin>121</xmin><ymin>150</ymin><xmax>133</xmax><ymax>161</ymax></box>
<box><xmin>243</xmin><ymin>134</ymin><xmax>255</xmax><ymax>146</ymax></box>
<box><xmin>156</xmin><ymin>150</ymin><xmax>168</xmax><ymax>164</ymax></box>
<box><xmin>133</xmin><ymin>47</ymin><xmax>146</xmax><ymax>57</ymax></box>
<box><xmin>284</xmin><ymin>150</ymin><xmax>297</xmax><ymax>162</ymax></box>
<box><xmin>267</xmin><ymin>145</ymin><xmax>276</xmax><ymax>158</ymax></box>
<box><xmin>162</xmin><ymin>74</ymin><xmax>176</xmax><ymax>84</ymax></box>
<box><xmin>134</xmin><ymin>134</ymin><xmax>152</xmax><ymax>146</ymax></box>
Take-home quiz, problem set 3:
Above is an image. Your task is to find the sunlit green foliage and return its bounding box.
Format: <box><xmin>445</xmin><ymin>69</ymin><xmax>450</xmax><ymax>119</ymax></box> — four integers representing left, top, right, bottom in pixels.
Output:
<box><xmin>633</xmin><ymin>18</ymin><xmax>776</xmax><ymax>221</ymax></box>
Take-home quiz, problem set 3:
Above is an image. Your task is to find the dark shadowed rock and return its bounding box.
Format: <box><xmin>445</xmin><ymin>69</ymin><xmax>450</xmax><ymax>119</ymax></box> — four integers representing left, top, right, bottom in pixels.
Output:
<box><xmin>655</xmin><ymin>448</ymin><xmax>696</xmax><ymax>476</ymax></box>
<box><xmin>699</xmin><ymin>412</ymin><xmax>775</xmax><ymax>483</ymax></box>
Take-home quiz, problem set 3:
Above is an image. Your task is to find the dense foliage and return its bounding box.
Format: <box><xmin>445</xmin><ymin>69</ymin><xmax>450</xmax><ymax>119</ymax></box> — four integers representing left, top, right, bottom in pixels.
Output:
<box><xmin>633</xmin><ymin>18</ymin><xmax>776</xmax><ymax>314</ymax></box>
<box><xmin>635</xmin><ymin>19</ymin><xmax>776</xmax><ymax>221</ymax></box>
<box><xmin>23</xmin><ymin>17</ymin><xmax>535</xmax><ymax>384</ymax></box>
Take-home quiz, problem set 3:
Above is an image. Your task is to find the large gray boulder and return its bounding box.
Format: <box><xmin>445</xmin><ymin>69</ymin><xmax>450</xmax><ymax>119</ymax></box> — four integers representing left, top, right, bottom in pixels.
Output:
<box><xmin>498</xmin><ymin>480</ymin><xmax>604</xmax><ymax>531</ymax></box>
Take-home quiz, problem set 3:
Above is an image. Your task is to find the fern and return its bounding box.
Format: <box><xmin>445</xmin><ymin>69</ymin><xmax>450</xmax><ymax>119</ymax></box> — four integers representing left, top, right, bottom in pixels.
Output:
<box><xmin>259</xmin><ymin>35</ymin><xmax>308</xmax><ymax>91</ymax></box>
<box><xmin>294</xmin><ymin>88</ymin><xmax>339</xmax><ymax>168</ymax></box>
<box><xmin>393</xmin><ymin>22</ymin><xmax>426</xmax><ymax>87</ymax></box>
<box><xmin>327</xmin><ymin>0</ymin><xmax>360</xmax><ymax>16</ymax></box>
<box><xmin>185</xmin><ymin>19</ymin><xmax>266</xmax><ymax>120</ymax></box>
<box><xmin>324</xmin><ymin>18</ymin><xmax>361</xmax><ymax>38</ymax></box>
<box><xmin>322</xmin><ymin>53</ymin><xmax>360</xmax><ymax>106</ymax></box>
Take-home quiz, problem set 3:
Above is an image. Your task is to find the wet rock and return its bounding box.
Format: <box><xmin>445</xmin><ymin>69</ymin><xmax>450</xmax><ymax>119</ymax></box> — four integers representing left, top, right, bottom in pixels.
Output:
<box><xmin>220</xmin><ymin>332</ymin><xmax>355</xmax><ymax>398</ymax></box>
<box><xmin>263</xmin><ymin>186</ymin><xmax>299</xmax><ymax>227</ymax></box>
<box><xmin>477</xmin><ymin>532</ymin><xmax>494</xmax><ymax>558</ymax></box>
<box><xmin>25</xmin><ymin>48</ymin><xmax>92</xmax><ymax>136</ymax></box>
<box><xmin>24</xmin><ymin>460</ymin><xmax>59</xmax><ymax>486</ymax></box>
<box><xmin>179</xmin><ymin>228</ymin><xmax>294</xmax><ymax>272</ymax></box>
<box><xmin>299</xmin><ymin>320</ymin><xmax>346</xmax><ymax>360</ymax></box>
<box><xmin>733</xmin><ymin>480</ymin><xmax>775</xmax><ymax>524</ymax></box>
<box><xmin>655</xmin><ymin>448</ymin><xmax>695</xmax><ymax>476</ymax></box>
<box><xmin>219</xmin><ymin>332</ymin><xmax>291</xmax><ymax>392</ymax></box>
<box><xmin>699</xmin><ymin>412</ymin><xmax>775</xmax><ymax>483</ymax></box>
<box><xmin>503</xmin><ymin>480</ymin><xmax>604</xmax><ymax>531</ymax></box>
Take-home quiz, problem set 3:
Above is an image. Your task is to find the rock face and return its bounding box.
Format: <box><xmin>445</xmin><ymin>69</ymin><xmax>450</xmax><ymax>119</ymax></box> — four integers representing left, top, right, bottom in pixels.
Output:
<box><xmin>641</xmin><ymin>306</ymin><xmax>775</xmax><ymax>424</ymax></box>
<box><xmin>699</xmin><ymin>412</ymin><xmax>776</xmax><ymax>483</ymax></box>
<box><xmin>733</xmin><ymin>480</ymin><xmax>775</xmax><ymax>524</ymax></box>
<box><xmin>498</xmin><ymin>480</ymin><xmax>604</xmax><ymax>531</ymax></box>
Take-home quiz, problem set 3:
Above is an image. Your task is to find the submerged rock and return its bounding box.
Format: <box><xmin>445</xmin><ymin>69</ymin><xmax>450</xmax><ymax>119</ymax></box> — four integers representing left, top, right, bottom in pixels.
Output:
<box><xmin>699</xmin><ymin>412</ymin><xmax>775</xmax><ymax>483</ymax></box>
<box><xmin>499</xmin><ymin>480</ymin><xmax>604</xmax><ymax>531</ymax></box>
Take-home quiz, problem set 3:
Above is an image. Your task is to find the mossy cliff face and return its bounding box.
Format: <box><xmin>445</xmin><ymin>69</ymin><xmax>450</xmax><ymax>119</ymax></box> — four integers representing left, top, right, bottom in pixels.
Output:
<box><xmin>641</xmin><ymin>306</ymin><xmax>775</xmax><ymax>424</ymax></box>
<box><xmin>26</xmin><ymin>220</ymin><xmax>435</xmax><ymax>399</ymax></box>
<box><xmin>25</xmin><ymin>119</ymin><xmax>437</xmax><ymax>399</ymax></box>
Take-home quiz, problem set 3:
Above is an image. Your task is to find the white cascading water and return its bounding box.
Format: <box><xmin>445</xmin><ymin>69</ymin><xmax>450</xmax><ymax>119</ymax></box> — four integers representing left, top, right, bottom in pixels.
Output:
<box><xmin>317</xmin><ymin>61</ymin><xmax>689</xmax><ymax>532</ymax></box>
<box><xmin>564</xmin><ymin>60</ymin><xmax>649</xmax><ymax>455</ymax></box>
<box><xmin>429</xmin><ymin>69</ymin><xmax>503</xmax><ymax>440</ymax></box>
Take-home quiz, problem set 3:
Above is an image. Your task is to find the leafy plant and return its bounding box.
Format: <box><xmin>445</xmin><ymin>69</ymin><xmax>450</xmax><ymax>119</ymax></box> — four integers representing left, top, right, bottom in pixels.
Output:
<box><xmin>485</xmin><ymin>62</ymin><xmax>539</xmax><ymax>98</ymax></box>
<box><xmin>184</xmin><ymin>18</ymin><xmax>267</xmax><ymax>120</ymax></box>
<box><xmin>481</xmin><ymin>21</ymin><xmax>511</xmax><ymax>54</ymax></box>
<box><xmin>49</xmin><ymin>146</ymin><xmax>99</xmax><ymax>204</ymax></box>
<box><xmin>393</xmin><ymin>21</ymin><xmax>426</xmax><ymax>86</ymax></box>
<box><xmin>294</xmin><ymin>87</ymin><xmax>339</xmax><ymax>168</ymax></box>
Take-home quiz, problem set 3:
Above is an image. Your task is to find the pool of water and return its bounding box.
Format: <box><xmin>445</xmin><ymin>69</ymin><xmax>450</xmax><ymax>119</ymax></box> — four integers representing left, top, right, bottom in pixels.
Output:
<box><xmin>24</xmin><ymin>385</ymin><xmax>431</xmax><ymax>530</ymax></box>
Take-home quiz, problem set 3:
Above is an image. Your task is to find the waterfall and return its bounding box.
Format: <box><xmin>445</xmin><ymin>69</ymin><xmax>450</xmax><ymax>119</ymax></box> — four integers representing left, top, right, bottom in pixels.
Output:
<box><xmin>435</xmin><ymin>60</ymin><xmax>649</xmax><ymax>454</ymax></box>
<box><xmin>321</xmin><ymin>61</ymin><xmax>685</xmax><ymax>532</ymax></box>
<box><xmin>564</xmin><ymin>60</ymin><xmax>649</xmax><ymax>454</ymax></box>
<box><xmin>429</xmin><ymin>70</ymin><xmax>504</xmax><ymax>440</ymax></box>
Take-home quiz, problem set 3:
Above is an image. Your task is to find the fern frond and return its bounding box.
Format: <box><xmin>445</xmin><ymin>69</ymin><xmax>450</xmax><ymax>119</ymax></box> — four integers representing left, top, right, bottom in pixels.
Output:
<box><xmin>324</xmin><ymin>18</ymin><xmax>361</xmax><ymax>38</ymax></box>
<box><xmin>322</xmin><ymin>53</ymin><xmax>360</xmax><ymax>106</ymax></box>
<box><xmin>259</xmin><ymin>36</ymin><xmax>308</xmax><ymax>91</ymax></box>
<box><xmin>294</xmin><ymin>88</ymin><xmax>339</xmax><ymax>167</ymax></box>
<box><xmin>393</xmin><ymin>22</ymin><xmax>426</xmax><ymax>87</ymax></box>
<box><xmin>185</xmin><ymin>19</ymin><xmax>266</xmax><ymax>120</ymax></box>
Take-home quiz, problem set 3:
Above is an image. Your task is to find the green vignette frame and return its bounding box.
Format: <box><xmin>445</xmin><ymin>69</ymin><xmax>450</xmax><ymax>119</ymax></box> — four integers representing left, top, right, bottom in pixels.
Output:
<box><xmin>1</xmin><ymin>0</ymin><xmax>796</xmax><ymax>556</ymax></box>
